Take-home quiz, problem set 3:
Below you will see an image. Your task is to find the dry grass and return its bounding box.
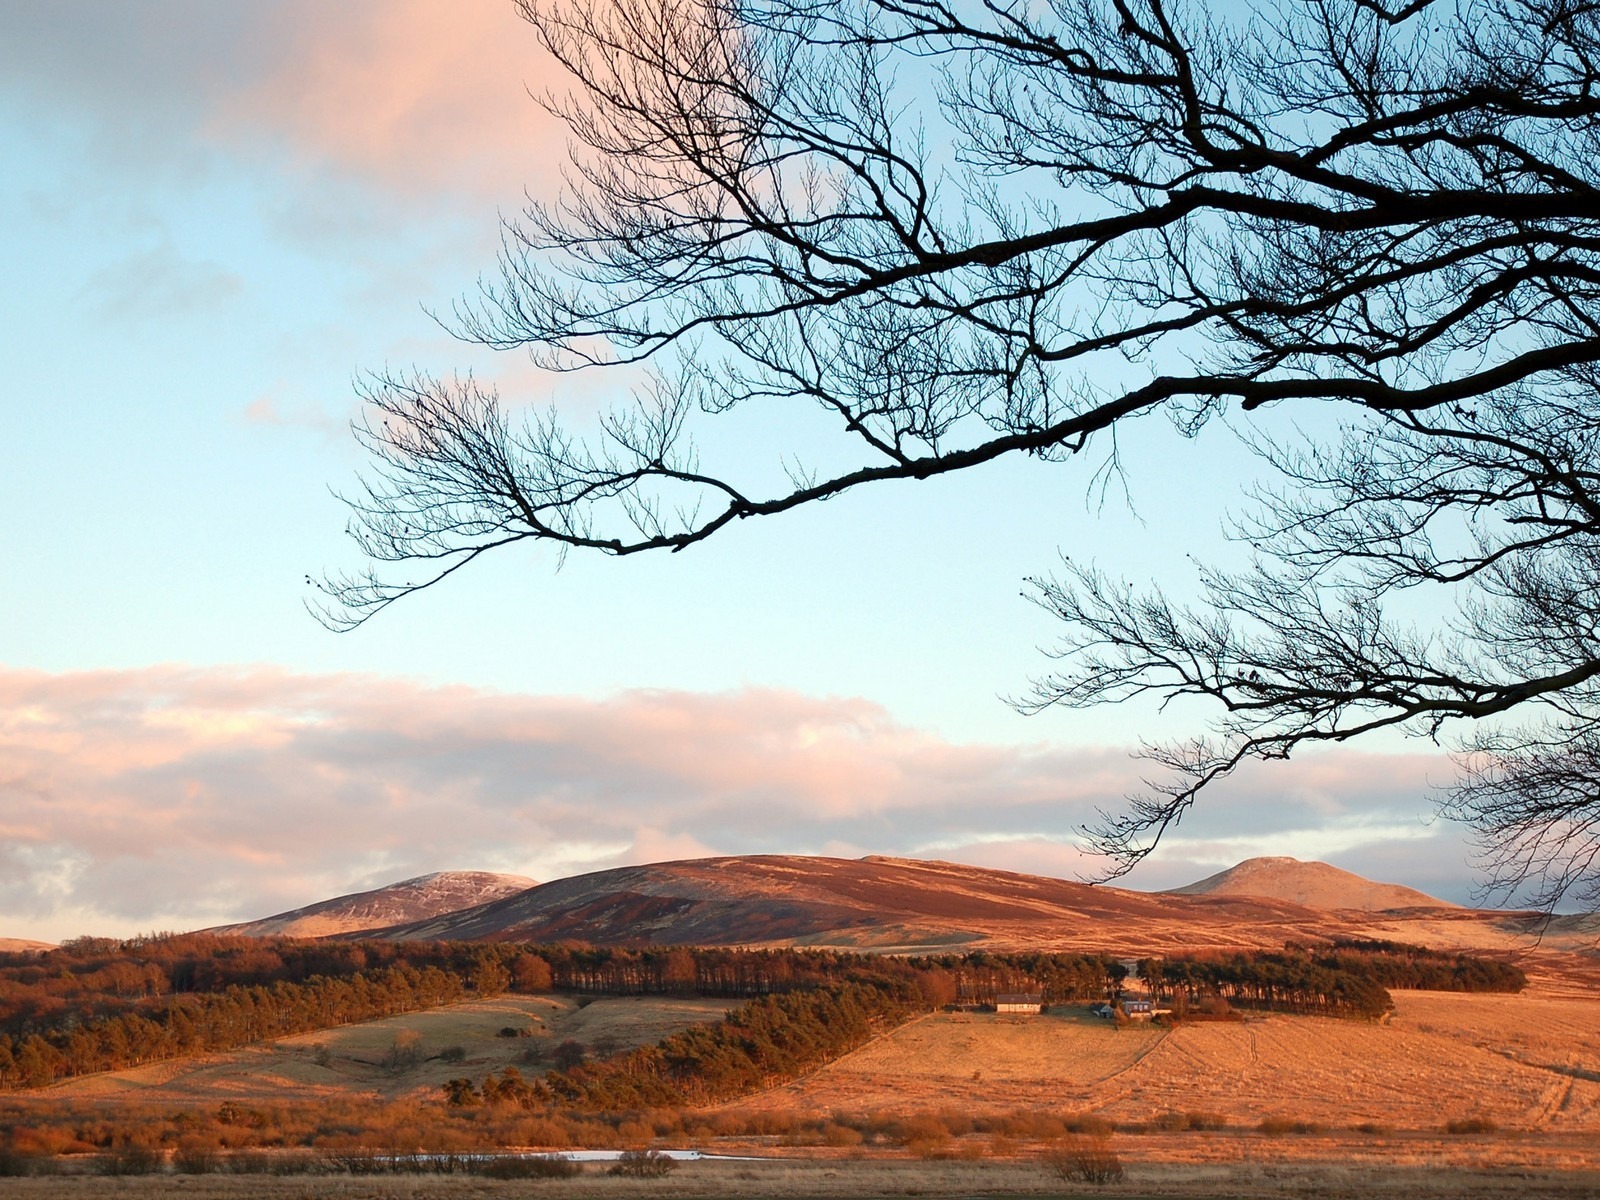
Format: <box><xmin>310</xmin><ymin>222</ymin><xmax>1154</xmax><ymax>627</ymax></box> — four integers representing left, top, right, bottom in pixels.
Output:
<box><xmin>46</xmin><ymin>995</ymin><xmax>732</xmax><ymax>1104</ymax></box>
<box><xmin>14</xmin><ymin>969</ymin><xmax>1600</xmax><ymax>1185</ymax></box>
<box><xmin>740</xmin><ymin>1010</ymin><xmax>1163</xmax><ymax>1112</ymax></box>
<box><xmin>1</xmin><ymin>1154</ymin><xmax>1599</xmax><ymax>1199</ymax></box>
<box><xmin>733</xmin><ymin>984</ymin><xmax>1600</xmax><ymax>1139</ymax></box>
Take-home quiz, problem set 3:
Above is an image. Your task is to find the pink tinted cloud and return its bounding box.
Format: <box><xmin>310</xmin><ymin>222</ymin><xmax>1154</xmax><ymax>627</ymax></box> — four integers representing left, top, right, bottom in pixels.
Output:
<box><xmin>0</xmin><ymin>665</ymin><xmax>1478</xmax><ymax>941</ymax></box>
<box><xmin>1</xmin><ymin>2</ymin><xmax>566</xmax><ymax>205</ymax></box>
<box><xmin>209</xmin><ymin>0</ymin><xmax>565</xmax><ymax>201</ymax></box>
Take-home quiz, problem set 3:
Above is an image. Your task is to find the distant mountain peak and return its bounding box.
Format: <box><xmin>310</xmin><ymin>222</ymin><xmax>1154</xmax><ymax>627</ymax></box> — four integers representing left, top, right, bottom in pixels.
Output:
<box><xmin>1166</xmin><ymin>856</ymin><xmax>1449</xmax><ymax>911</ymax></box>
<box><xmin>211</xmin><ymin>870</ymin><xmax>537</xmax><ymax>939</ymax></box>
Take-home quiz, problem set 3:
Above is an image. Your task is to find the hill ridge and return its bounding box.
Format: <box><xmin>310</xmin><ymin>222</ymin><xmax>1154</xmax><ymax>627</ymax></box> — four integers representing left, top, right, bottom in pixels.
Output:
<box><xmin>213</xmin><ymin>870</ymin><xmax>537</xmax><ymax>938</ymax></box>
<box><xmin>1166</xmin><ymin>855</ymin><xmax>1450</xmax><ymax>911</ymax></box>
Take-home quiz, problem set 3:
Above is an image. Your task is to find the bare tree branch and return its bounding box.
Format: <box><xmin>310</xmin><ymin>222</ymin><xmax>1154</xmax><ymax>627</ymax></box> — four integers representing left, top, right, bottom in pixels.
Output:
<box><xmin>321</xmin><ymin>0</ymin><xmax>1600</xmax><ymax>909</ymax></box>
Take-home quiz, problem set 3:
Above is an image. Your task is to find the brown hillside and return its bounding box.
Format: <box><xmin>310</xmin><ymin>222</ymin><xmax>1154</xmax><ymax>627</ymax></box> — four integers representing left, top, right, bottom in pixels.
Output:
<box><xmin>0</xmin><ymin>938</ymin><xmax>53</xmax><ymax>954</ymax></box>
<box><xmin>356</xmin><ymin>854</ymin><xmax>1345</xmax><ymax>953</ymax></box>
<box><xmin>212</xmin><ymin>871</ymin><xmax>537</xmax><ymax>938</ymax></box>
<box><xmin>346</xmin><ymin>855</ymin><xmax>1597</xmax><ymax>969</ymax></box>
<box><xmin>1168</xmin><ymin>855</ymin><xmax>1451</xmax><ymax>910</ymax></box>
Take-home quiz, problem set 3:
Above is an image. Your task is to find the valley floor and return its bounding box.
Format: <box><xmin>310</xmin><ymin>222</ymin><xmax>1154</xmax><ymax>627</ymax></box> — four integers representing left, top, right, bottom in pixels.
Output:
<box><xmin>10</xmin><ymin>980</ymin><xmax>1600</xmax><ymax>1194</ymax></box>
<box><xmin>2</xmin><ymin>1153</ymin><xmax>1600</xmax><ymax>1200</ymax></box>
<box><xmin>737</xmin><ymin>987</ymin><xmax>1600</xmax><ymax>1135</ymax></box>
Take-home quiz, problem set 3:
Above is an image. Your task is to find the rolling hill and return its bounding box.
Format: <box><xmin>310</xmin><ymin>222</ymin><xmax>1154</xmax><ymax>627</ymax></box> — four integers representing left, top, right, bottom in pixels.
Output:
<box><xmin>354</xmin><ymin>854</ymin><xmax>1341</xmax><ymax>953</ymax></box>
<box><xmin>201</xmin><ymin>854</ymin><xmax>1586</xmax><ymax>967</ymax></box>
<box><xmin>1167</xmin><ymin>855</ymin><xmax>1451</xmax><ymax>910</ymax></box>
<box><xmin>211</xmin><ymin>871</ymin><xmax>537</xmax><ymax>938</ymax></box>
<box><xmin>0</xmin><ymin>938</ymin><xmax>54</xmax><ymax>954</ymax></box>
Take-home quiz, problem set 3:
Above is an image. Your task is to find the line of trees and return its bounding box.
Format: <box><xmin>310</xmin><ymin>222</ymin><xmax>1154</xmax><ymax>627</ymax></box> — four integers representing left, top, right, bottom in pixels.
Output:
<box><xmin>0</xmin><ymin>933</ymin><xmax>1522</xmax><ymax>1089</ymax></box>
<box><xmin>0</xmin><ymin>964</ymin><xmax>465</xmax><ymax>1090</ymax></box>
<box><xmin>1137</xmin><ymin>942</ymin><xmax>1526</xmax><ymax>1019</ymax></box>
<box><xmin>516</xmin><ymin>946</ymin><xmax>1127</xmax><ymax>1005</ymax></box>
<box><xmin>0</xmin><ymin>938</ymin><xmax>1129</xmax><ymax>1042</ymax></box>
<box><xmin>453</xmin><ymin>979</ymin><xmax>923</xmax><ymax>1111</ymax></box>
<box><xmin>1138</xmin><ymin>953</ymin><xmax>1394</xmax><ymax>1019</ymax></box>
<box><xmin>1287</xmin><ymin>940</ymin><xmax>1527</xmax><ymax>994</ymax></box>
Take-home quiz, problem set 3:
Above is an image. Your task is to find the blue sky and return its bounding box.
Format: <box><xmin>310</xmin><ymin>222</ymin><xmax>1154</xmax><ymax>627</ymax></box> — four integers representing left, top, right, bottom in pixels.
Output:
<box><xmin>0</xmin><ymin>0</ymin><xmax>1484</xmax><ymax>941</ymax></box>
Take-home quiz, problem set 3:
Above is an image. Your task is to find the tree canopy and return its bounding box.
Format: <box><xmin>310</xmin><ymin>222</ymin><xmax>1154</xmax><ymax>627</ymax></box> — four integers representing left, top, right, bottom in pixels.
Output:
<box><xmin>320</xmin><ymin>0</ymin><xmax>1600</xmax><ymax>910</ymax></box>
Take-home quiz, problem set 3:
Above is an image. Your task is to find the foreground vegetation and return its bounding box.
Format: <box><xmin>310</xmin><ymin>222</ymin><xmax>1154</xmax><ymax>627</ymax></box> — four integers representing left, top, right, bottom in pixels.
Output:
<box><xmin>0</xmin><ymin>940</ymin><xmax>1123</xmax><ymax>1090</ymax></box>
<box><xmin>0</xmin><ymin>935</ymin><xmax>1527</xmax><ymax>1092</ymax></box>
<box><xmin>1137</xmin><ymin>940</ymin><xmax>1527</xmax><ymax>1020</ymax></box>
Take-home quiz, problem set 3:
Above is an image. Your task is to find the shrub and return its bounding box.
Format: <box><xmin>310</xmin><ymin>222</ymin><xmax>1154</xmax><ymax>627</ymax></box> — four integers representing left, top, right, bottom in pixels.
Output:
<box><xmin>1354</xmin><ymin>1121</ymin><xmax>1395</xmax><ymax>1137</ymax></box>
<box><xmin>894</xmin><ymin>1114</ymin><xmax>951</xmax><ymax>1147</ymax></box>
<box><xmin>1044</xmin><ymin>1135</ymin><xmax>1124</xmax><ymax>1185</ymax></box>
<box><xmin>609</xmin><ymin>1148</ymin><xmax>676</xmax><ymax>1178</ymax></box>
<box><xmin>97</xmin><ymin>1144</ymin><xmax>163</xmax><ymax>1175</ymax></box>
<box><xmin>478</xmin><ymin>1154</ymin><xmax>581</xmax><ymax>1179</ymax></box>
<box><xmin>1258</xmin><ymin>1116</ymin><xmax>1323</xmax><ymax>1135</ymax></box>
<box><xmin>821</xmin><ymin>1122</ymin><xmax>864</xmax><ymax>1147</ymax></box>
<box><xmin>437</xmin><ymin>1044</ymin><xmax>466</xmax><ymax>1063</ymax></box>
<box><xmin>172</xmin><ymin>1141</ymin><xmax>220</xmax><ymax>1174</ymax></box>
<box><xmin>0</xmin><ymin>1148</ymin><xmax>52</xmax><ymax>1178</ymax></box>
<box><xmin>228</xmin><ymin>1150</ymin><xmax>317</xmax><ymax>1175</ymax></box>
<box><xmin>1445</xmin><ymin>1117</ymin><xmax>1499</xmax><ymax>1135</ymax></box>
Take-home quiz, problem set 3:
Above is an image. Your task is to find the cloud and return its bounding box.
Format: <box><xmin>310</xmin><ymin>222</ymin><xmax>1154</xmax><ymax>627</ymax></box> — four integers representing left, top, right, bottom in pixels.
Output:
<box><xmin>209</xmin><ymin>0</ymin><xmax>563</xmax><ymax>202</ymax></box>
<box><xmin>0</xmin><ymin>1</ymin><xmax>562</xmax><ymax>206</ymax></box>
<box><xmin>243</xmin><ymin>389</ymin><xmax>346</xmax><ymax>440</ymax></box>
<box><xmin>79</xmin><ymin>238</ymin><xmax>242</xmax><ymax>322</ymax></box>
<box><xmin>0</xmin><ymin>665</ymin><xmax>1481</xmax><ymax>940</ymax></box>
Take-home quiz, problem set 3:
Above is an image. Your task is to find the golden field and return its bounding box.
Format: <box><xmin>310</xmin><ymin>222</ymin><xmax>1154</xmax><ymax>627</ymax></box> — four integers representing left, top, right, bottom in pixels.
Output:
<box><xmin>8</xmin><ymin>949</ymin><xmax>1600</xmax><ymax>1197</ymax></box>
<box><xmin>44</xmin><ymin>994</ymin><xmax>733</xmax><ymax>1104</ymax></box>
<box><xmin>740</xmin><ymin>985</ymin><xmax>1600</xmax><ymax>1135</ymax></box>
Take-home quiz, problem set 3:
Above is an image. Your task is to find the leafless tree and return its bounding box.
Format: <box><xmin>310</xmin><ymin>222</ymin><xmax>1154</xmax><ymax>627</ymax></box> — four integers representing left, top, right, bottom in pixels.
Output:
<box><xmin>320</xmin><ymin>0</ymin><xmax>1600</xmax><ymax>909</ymax></box>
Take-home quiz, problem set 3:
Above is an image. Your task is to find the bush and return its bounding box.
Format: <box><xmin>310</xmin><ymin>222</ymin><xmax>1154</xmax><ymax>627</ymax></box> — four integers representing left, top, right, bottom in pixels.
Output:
<box><xmin>609</xmin><ymin>1148</ymin><xmax>676</xmax><ymax>1178</ymax></box>
<box><xmin>477</xmin><ymin>1154</ymin><xmax>581</xmax><ymax>1179</ymax></box>
<box><xmin>229</xmin><ymin>1150</ymin><xmax>317</xmax><ymax>1176</ymax></box>
<box><xmin>1445</xmin><ymin>1117</ymin><xmax>1499</xmax><ymax>1135</ymax></box>
<box><xmin>0</xmin><ymin>1148</ymin><xmax>53</xmax><ymax>1178</ymax></box>
<box><xmin>172</xmin><ymin>1141</ymin><xmax>220</xmax><ymax>1174</ymax></box>
<box><xmin>1258</xmin><ymin>1116</ymin><xmax>1323</xmax><ymax>1136</ymax></box>
<box><xmin>1044</xmin><ymin>1135</ymin><xmax>1124</xmax><ymax>1185</ymax></box>
<box><xmin>1062</xmin><ymin>1112</ymin><xmax>1112</xmax><ymax>1136</ymax></box>
<box><xmin>97</xmin><ymin>1144</ymin><xmax>163</xmax><ymax>1175</ymax></box>
<box><xmin>821</xmin><ymin>1122</ymin><xmax>864</xmax><ymax>1147</ymax></box>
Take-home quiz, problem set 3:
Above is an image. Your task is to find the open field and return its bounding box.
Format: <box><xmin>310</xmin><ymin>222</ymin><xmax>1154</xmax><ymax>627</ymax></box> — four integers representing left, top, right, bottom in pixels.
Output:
<box><xmin>44</xmin><ymin>994</ymin><xmax>733</xmax><ymax>1104</ymax></box>
<box><xmin>737</xmin><ymin>984</ymin><xmax>1600</xmax><ymax>1136</ymax></box>
<box><xmin>10</xmin><ymin>967</ymin><xmax>1600</xmax><ymax>1192</ymax></box>
<box><xmin>2</xmin><ymin>1153</ymin><xmax>1600</xmax><ymax>1200</ymax></box>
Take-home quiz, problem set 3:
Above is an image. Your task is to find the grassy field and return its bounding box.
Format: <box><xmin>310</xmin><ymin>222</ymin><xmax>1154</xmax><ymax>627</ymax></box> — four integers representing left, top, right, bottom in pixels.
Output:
<box><xmin>46</xmin><ymin>994</ymin><xmax>734</xmax><ymax>1103</ymax></box>
<box><xmin>11</xmin><ymin>980</ymin><xmax>1600</xmax><ymax>1193</ymax></box>
<box><xmin>2</xmin><ymin>1154</ymin><xmax>1600</xmax><ymax>1199</ymax></box>
<box><xmin>736</xmin><ymin>985</ymin><xmax>1600</xmax><ymax>1135</ymax></box>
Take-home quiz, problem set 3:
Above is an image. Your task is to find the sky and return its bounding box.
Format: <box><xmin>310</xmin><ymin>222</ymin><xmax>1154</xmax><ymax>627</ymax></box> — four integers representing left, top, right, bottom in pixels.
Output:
<box><xmin>0</xmin><ymin>0</ymin><xmax>1489</xmax><ymax>942</ymax></box>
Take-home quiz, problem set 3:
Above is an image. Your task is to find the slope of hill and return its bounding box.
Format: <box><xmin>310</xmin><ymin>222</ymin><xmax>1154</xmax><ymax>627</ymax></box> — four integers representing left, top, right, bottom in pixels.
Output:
<box><xmin>357</xmin><ymin>854</ymin><xmax>1336</xmax><ymax>952</ymax></box>
<box><xmin>213</xmin><ymin>871</ymin><xmax>537</xmax><ymax>938</ymax></box>
<box><xmin>1167</xmin><ymin>856</ymin><xmax>1450</xmax><ymax>911</ymax></box>
<box><xmin>0</xmin><ymin>938</ymin><xmax>54</xmax><ymax>954</ymax></box>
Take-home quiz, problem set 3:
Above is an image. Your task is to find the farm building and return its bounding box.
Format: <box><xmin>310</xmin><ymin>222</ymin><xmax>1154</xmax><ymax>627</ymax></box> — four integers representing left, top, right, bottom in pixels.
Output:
<box><xmin>994</xmin><ymin>993</ymin><xmax>1044</xmax><ymax>1014</ymax></box>
<box><xmin>1121</xmin><ymin>999</ymin><xmax>1154</xmax><ymax>1019</ymax></box>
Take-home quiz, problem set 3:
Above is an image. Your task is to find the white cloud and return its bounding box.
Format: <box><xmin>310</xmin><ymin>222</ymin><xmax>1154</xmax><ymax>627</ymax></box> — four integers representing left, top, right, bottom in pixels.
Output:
<box><xmin>0</xmin><ymin>664</ymin><xmax>1482</xmax><ymax>940</ymax></box>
